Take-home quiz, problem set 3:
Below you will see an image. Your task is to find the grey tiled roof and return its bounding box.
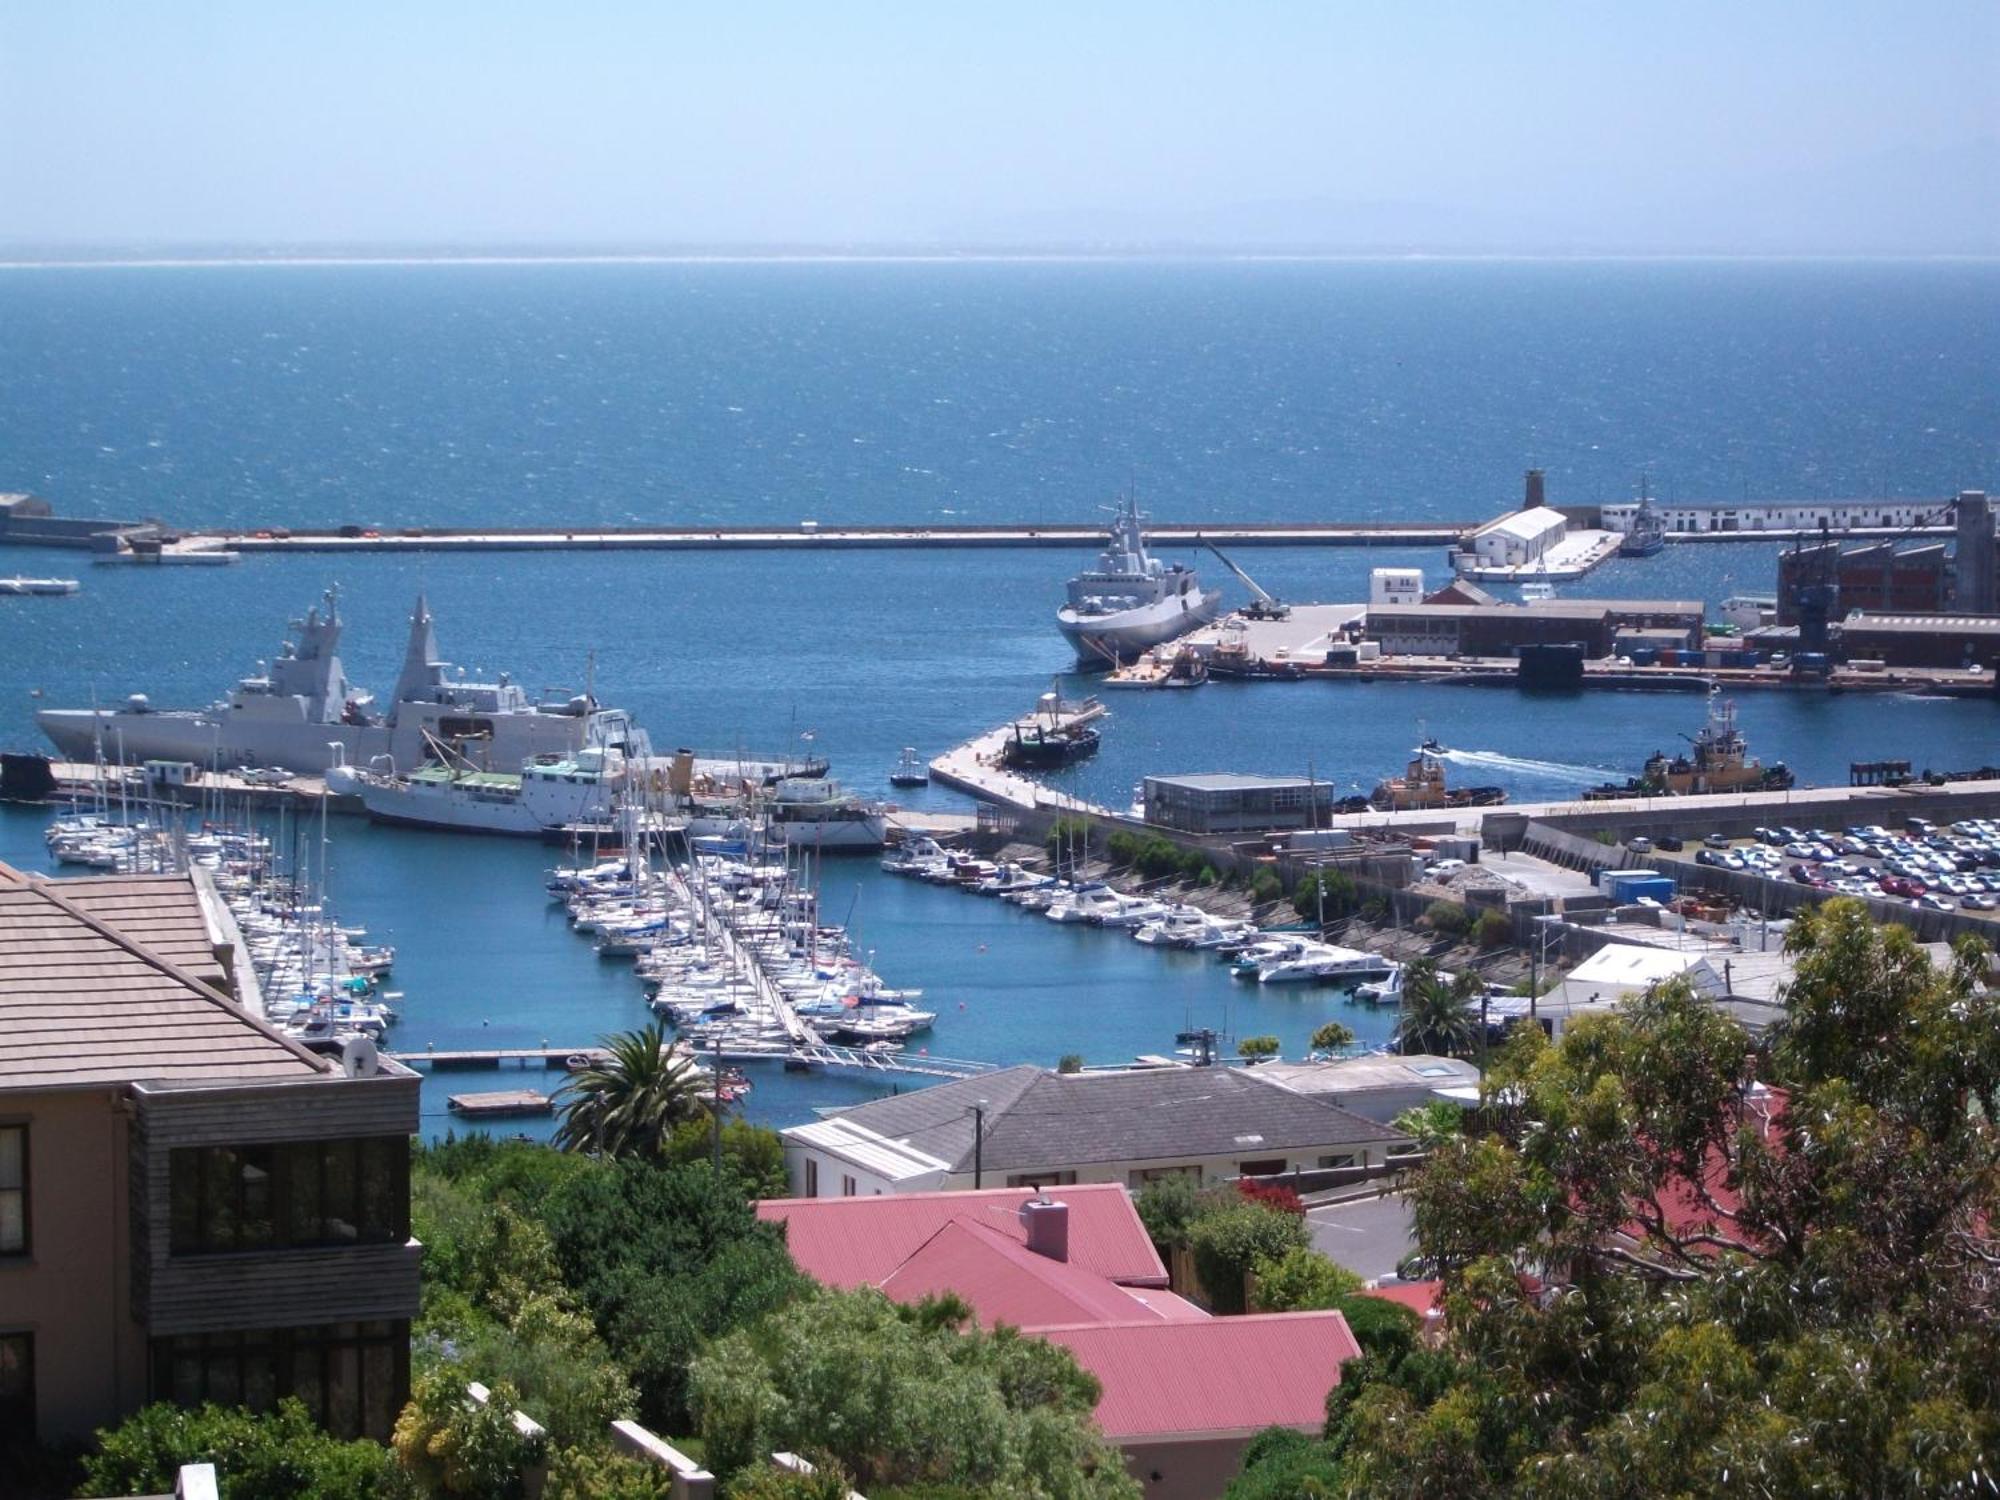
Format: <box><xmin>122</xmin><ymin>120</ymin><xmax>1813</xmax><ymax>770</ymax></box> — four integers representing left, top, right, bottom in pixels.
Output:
<box><xmin>820</xmin><ymin>1064</ymin><xmax>1407</xmax><ymax>1174</ymax></box>
<box><xmin>0</xmin><ymin>865</ymin><xmax>329</xmax><ymax>1092</ymax></box>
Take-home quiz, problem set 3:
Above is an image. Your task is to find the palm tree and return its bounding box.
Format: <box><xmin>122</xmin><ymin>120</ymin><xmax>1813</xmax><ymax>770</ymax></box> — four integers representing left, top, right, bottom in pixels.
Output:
<box><xmin>1392</xmin><ymin>960</ymin><xmax>1483</xmax><ymax>1059</ymax></box>
<box><xmin>554</xmin><ymin>1019</ymin><xmax>711</xmax><ymax>1159</ymax></box>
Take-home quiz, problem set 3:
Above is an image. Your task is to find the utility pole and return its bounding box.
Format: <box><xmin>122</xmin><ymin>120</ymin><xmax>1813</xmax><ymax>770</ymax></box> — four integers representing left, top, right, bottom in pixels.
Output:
<box><xmin>972</xmin><ymin>1100</ymin><xmax>988</xmax><ymax>1189</ymax></box>
<box><xmin>711</xmin><ymin>1035</ymin><xmax>724</xmax><ymax>1179</ymax></box>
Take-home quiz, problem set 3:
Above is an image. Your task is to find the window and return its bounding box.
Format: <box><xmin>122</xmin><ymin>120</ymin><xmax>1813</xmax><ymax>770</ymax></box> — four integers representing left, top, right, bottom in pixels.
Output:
<box><xmin>0</xmin><ymin>1333</ymin><xmax>31</xmax><ymax>1441</ymax></box>
<box><xmin>803</xmin><ymin>1158</ymin><xmax>818</xmax><ymax>1198</ymax></box>
<box><xmin>1237</xmin><ymin>1158</ymin><xmax>1288</xmax><ymax>1178</ymax></box>
<box><xmin>170</xmin><ymin>1137</ymin><xmax>409</xmax><ymax>1255</ymax></box>
<box><xmin>1005</xmin><ymin>1171</ymin><xmax>1076</xmax><ymax>1189</ymax></box>
<box><xmin>1317</xmin><ymin>1153</ymin><xmax>1358</xmax><ymax>1171</ymax></box>
<box><xmin>1129</xmin><ymin>1165</ymin><xmax>1200</xmax><ymax>1189</ymax></box>
<box><xmin>0</xmin><ymin>1126</ymin><xmax>25</xmax><ymax>1256</ymax></box>
<box><xmin>153</xmin><ymin>1321</ymin><xmax>408</xmax><ymax>1440</ymax></box>
<box><xmin>841</xmin><ymin>1175</ymin><xmax>856</xmax><ymax>1198</ymax></box>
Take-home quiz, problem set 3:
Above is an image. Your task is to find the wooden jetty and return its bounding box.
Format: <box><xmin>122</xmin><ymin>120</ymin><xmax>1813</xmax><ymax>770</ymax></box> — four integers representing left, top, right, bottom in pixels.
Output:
<box><xmin>447</xmin><ymin>1089</ymin><xmax>555</xmax><ymax>1118</ymax></box>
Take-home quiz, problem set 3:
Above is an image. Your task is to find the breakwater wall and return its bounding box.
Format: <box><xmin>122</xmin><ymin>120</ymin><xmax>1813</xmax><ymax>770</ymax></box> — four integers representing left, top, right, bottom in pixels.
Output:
<box><xmin>208</xmin><ymin>521</ymin><xmax>1465</xmax><ymax>554</ymax></box>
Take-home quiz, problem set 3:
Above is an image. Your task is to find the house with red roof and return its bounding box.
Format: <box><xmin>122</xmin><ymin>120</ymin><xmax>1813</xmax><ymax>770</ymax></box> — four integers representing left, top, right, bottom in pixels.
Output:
<box><xmin>761</xmin><ymin>1183</ymin><xmax>1364</xmax><ymax>1500</ymax></box>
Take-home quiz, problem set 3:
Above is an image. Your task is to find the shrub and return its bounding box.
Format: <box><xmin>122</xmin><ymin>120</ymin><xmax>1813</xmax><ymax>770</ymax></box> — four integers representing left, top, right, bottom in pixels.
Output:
<box><xmin>1247</xmin><ymin>869</ymin><xmax>1285</xmax><ymax>905</ymax></box>
<box><xmin>1333</xmin><ymin>1294</ymin><xmax>1423</xmax><ymax>1362</ymax></box>
<box><xmin>1057</xmin><ymin>1052</ymin><xmax>1085</xmax><ymax>1073</ymax></box>
<box><xmin>1198</xmin><ymin>864</ymin><xmax>1220</xmax><ymax>887</ymax></box>
<box><xmin>1133</xmin><ymin>1174</ymin><xmax>1204</xmax><ymax>1252</ymax></box>
<box><xmin>726</xmin><ymin>1455</ymin><xmax>858</xmax><ymax>1500</ymax></box>
<box><xmin>660</xmin><ymin>1117</ymin><xmax>790</xmax><ymax>1198</ymax></box>
<box><xmin>1422</xmin><ymin>901</ymin><xmax>1470</xmax><ymax>938</ymax></box>
<box><xmin>1292</xmin><ymin>869</ymin><xmax>1357</xmax><ymax>922</ymax></box>
<box><xmin>544</xmin><ymin>1446</ymin><xmax>674</xmax><ymax>1500</ymax></box>
<box><xmin>1473</xmin><ymin>908</ymin><xmax>1513</xmax><ymax>949</ymax></box>
<box><xmin>77</xmin><ymin>1400</ymin><xmax>406</xmax><ymax>1500</ymax></box>
<box><xmin>394</xmin><ymin>1370</ymin><xmax>546</xmax><ymax>1500</ymax></box>
<box><xmin>1189</xmin><ymin>1204</ymin><xmax>1311</xmax><ymax>1315</ymax></box>
<box><xmin>1249</xmin><ymin>1246</ymin><xmax>1363</xmax><ymax>1312</ymax></box>
<box><xmin>1236</xmin><ymin>1178</ymin><xmax>1306</xmax><ymax>1217</ymax></box>
<box><xmin>1237</xmin><ymin>1033</ymin><xmax>1281</xmax><ymax>1061</ymax></box>
<box><xmin>1223</xmin><ymin>1426</ymin><xmax>1345</xmax><ymax>1500</ymax></box>
<box><xmin>1310</xmin><ymin>1020</ymin><xmax>1355</xmax><ymax>1054</ymax></box>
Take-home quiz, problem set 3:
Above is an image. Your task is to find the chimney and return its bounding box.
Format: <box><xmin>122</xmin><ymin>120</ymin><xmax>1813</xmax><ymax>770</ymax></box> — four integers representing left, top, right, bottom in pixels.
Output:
<box><xmin>1020</xmin><ymin>1195</ymin><xmax>1069</xmax><ymax>1263</ymax></box>
<box><xmin>1524</xmin><ymin>469</ymin><xmax>1547</xmax><ymax>509</ymax></box>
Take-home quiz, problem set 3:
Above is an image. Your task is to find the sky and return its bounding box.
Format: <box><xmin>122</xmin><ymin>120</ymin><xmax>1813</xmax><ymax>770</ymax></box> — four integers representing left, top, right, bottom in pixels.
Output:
<box><xmin>0</xmin><ymin>1</ymin><xmax>1994</xmax><ymax>255</ymax></box>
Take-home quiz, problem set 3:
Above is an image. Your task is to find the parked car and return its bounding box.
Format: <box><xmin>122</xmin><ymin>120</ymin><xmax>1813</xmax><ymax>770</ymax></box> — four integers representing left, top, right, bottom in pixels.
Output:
<box><xmin>1656</xmin><ymin>835</ymin><xmax>1685</xmax><ymax>852</ymax></box>
<box><xmin>1626</xmin><ymin>836</ymin><xmax>1654</xmax><ymax>854</ymax></box>
<box><xmin>1702</xmin><ymin>832</ymin><xmax>1732</xmax><ymax>850</ymax></box>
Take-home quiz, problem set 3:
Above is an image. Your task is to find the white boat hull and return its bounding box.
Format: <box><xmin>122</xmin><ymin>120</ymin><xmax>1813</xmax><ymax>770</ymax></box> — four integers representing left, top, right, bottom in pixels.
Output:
<box><xmin>1058</xmin><ymin>587</ymin><xmax>1223</xmax><ymax>665</ymax></box>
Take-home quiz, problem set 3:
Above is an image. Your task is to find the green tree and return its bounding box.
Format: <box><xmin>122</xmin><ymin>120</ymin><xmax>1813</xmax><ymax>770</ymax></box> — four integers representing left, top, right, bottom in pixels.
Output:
<box><xmin>690</xmin><ymin>1289</ymin><xmax>1138</xmax><ymax>1498</ymax></box>
<box><xmin>1058</xmin><ymin>1052</ymin><xmax>1085</xmax><ymax>1074</ymax></box>
<box><xmin>1392</xmin><ymin>961</ymin><xmax>1482</xmax><ymax>1058</ymax></box>
<box><xmin>1421</xmin><ymin>901</ymin><xmax>1471</xmax><ymax>938</ymax></box>
<box><xmin>1358</xmin><ymin>900</ymin><xmax>2000</xmax><ymax>1497</ymax></box>
<box><xmin>1248</xmin><ymin>1245</ymin><xmax>1363</xmax><ymax>1312</ymax></box>
<box><xmin>1237</xmin><ymin>1033</ymin><xmax>1281</xmax><ymax>1062</ymax></box>
<box><xmin>1309</xmin><ymin>1020</ymin><xmax>1355</xmax><ymax>1055</ymax></box>
<box><xmin>1247</xmin><ymin>868</ymin><xmax>1285</xmax><ymax>904</ymax></box>
<box><xmin>553</xmin><ymin>1021</ymin><xmax>712</xmax><ymax>1160</ymax></box>
<box><xmin>1293</xmin><ymin>868</ymin><xmax>1357</xmax><ymax>923</ymax></box>
<box><xmin>77</xmin><ymin>1400</ymin><xmax>407</xmax><ymax>1500</ymax></box>
<box><xmin>1390</xmin><ymin>1100</ymin><xmax>1464</xmax><ymax>1152</ymax></box>
<box><xmin>659</xmin><ymin>1115</ymin><xmax>789</xmax><ymax>1198</ymax></box>
<box><xmin>1472</xmin><ymin>909</ymin><xmax>1512</xmax><ymax>949</ymax></box>
<box><xmin>1189</xmin><ymin>1202</ymin><xmax>1312</xmax><ymax>1314</ymax></box>
<box><xmin>1223</xmin><ymin>1426</ymin><xmax>1345</xmax><ymax>1499</ymax></box>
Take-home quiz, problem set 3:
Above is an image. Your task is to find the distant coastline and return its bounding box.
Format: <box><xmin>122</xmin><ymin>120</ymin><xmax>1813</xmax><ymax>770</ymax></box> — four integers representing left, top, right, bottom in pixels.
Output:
<box><xmin>2</xmin><ymin>248</ymin><xmax>1995</xmax><ymax>271</ymax></box>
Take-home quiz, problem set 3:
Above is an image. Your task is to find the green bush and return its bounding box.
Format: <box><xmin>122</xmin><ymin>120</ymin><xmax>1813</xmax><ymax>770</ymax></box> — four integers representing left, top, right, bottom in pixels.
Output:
<box><xmin>77</xmin><ymin>1400</ymin><xmax>406</xmax><ymax>1500</ymax></box>
<box><xmin>1247</xmin><ymin>869</ymin><xmax>1285</xmax><ymax>905</ymax></box>
<box><xmin>726</xmin><ymin>1455</ymin><xmax>858</xmax><ymax>1500</ymax></box>
<box><xmin>1237</xmin><ymin>1034</ymin><xmax>1281</xmax><ymax>1061</ymax></box>
<box><xmin>1058</xmin><ymin>1052</ymin><xmax>1085</xmax><ymax>1073</ymax></box>
<box><xmin>1333</xmin><ymin>1294</ymin><xmax>1424</xmax><ymax>1363</ymax></box>
<box><xmin>1292</xmin><ymin>869</ymin><xmax>1357</xmax><ymax>922</ymax></box>
<box><xmin>659</xmin><ymin>1117</ymin><xmax>790</xmax><ymax>1198</ymax></box>
<box><xmin>1189</xmin><ymin>1203</ymin><xmax>1312</xmax><ymax>1315</ymax></box>
<box><xmin>1133</xmin><ymin>1174</ymin><xmax>1204</xmax><ymax>1253</ymax></box>
<box><xmin>1472</xmin><ymin>908</ymin><xmax>1513</xmax><ymax>949</ymax></box>
<box><xmin>1422</xmin><ymin>901</ymin><xmax>1470</xmax><ymax>938</ymax></box>
<box><xmin>1197</xmin><ymin>864</ymin><xmax>1220</xmax><ymax>887</ymax></box>
<box><xmin>1249</xmin><ymin>1246</ymin><xmax>1364</xmax><ymax>1312</ymax></box>
<box><xmin>544</xmin><ymin>1446</ymin><xmax>674</xmax><ymax>1500</ymax></box>
<box><xmin>1223</xmin><ymin>1425</ymin><xmax>1345</xmax><ymax>1500</ymax></box>
<box><xmin>394</xmin><ymin>1370</ymin><xmax>545</xmax><ymax>1500</ymax></box>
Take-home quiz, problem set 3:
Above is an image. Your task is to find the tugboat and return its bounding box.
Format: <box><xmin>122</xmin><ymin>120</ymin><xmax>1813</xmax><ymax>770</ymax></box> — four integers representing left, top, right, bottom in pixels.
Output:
<box><xmin>888</xmin><ymin>747</ymin><xmax>929</xmax><ymax>788</ymax></box>
<box><xmin>1000</xmin><ymin>691</ymin><xmax>1102</xmax><ymax>769</ymax></box>
<box><xmin>1583</xmin><ymin>694</ymin><xmax>1792</xmax><ymax>798</ymax></box>
<box><xmin>1619</xmin><ymin>475</ymin><xmax>1666</xmax><ymax>558</ymax></box>
<box><xmin>1370</xmin><ymin>744</ymin><xmax>1505</xmax><ymax>811</ymax></box>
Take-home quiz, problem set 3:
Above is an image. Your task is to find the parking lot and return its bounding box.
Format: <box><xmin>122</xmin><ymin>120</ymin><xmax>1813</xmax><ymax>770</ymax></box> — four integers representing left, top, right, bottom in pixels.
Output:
<box><xmin>1307</xmin><ymin>1192</ymin><xmax>1418</xmax><ymax>1282</ymax></box>
<box><xmin>1628</xmin><ymin>815</ymin><xmax>2000</xmax><ymax>920</ymax></box>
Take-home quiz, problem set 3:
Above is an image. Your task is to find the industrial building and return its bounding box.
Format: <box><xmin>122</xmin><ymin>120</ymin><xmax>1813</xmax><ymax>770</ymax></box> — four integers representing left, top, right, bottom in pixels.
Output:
<box><xmin>1363</xmin><ymin>599</ymin><xmax>1703</xmax><ymax>660</ymax></box>
<box><xmin>1141</xmin><ymin>773</ymin><xmax>1341</xmax><ymax>834</ymax></box>
<box><xmin>1837</xmin><ymin>613</ymin><xmax>2000</xmax><ymax>670</ymax></box>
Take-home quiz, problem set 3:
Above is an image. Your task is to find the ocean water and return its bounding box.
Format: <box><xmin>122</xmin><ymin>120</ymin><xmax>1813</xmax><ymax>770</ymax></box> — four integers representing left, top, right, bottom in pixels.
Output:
<box><xmin>1</xmin><ymin>261</ymin><xmax>1995</xmax><ymax>1136</ymax></box>
<box><xmin>1</xmin><ymin>261</ymin><xmax>1994</xmax><ymax>531</ymax></box>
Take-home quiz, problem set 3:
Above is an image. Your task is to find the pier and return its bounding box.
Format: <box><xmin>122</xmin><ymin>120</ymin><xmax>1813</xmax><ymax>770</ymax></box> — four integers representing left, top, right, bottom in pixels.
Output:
<box><xmin>392</xmin><ymin>1046</ymin><xmax>610</xmax><ymax>1070</ymax></box>
<box><xmin>928</xmin><ymin>698</ymin><xmax>1115</xmax><ymax>816</ymax></box>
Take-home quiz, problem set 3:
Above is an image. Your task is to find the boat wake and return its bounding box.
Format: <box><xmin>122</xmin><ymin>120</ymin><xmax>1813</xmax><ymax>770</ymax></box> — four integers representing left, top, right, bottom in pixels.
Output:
<box><xmin>1431</xmin><ymin>747</ymin><xmax>1610</xmax><ymax>782</ymax></box>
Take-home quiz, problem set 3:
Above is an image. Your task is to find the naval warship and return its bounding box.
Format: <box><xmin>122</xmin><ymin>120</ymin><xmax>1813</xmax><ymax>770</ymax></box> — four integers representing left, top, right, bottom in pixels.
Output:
<box><xmin>38</xmin><ymin>589</ymin><xmax>630</xmax><ymax>777</ymax></box>
<box><xmin>1056</xmin><ymin>496</ymin><xmax>1222</xmax><ymax>666</ymax></box>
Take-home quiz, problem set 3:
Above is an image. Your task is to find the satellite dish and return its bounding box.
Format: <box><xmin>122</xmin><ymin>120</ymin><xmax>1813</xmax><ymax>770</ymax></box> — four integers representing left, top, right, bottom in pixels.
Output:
<box><xmin>341</xmin><ymin>1035</ymin><xmax>379</xmax><ymax>1078</ymax></box>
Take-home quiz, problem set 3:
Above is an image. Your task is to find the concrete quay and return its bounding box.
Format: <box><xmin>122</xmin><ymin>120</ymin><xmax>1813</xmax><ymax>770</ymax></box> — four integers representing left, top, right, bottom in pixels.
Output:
<box><xmin>204</xmin><ymin>520</ymin><xmax>1466</xmax><ymax>555</ymax></box>
<box><xmin>928</xmin><ymin>710</ymin><xmax>1116</xmax><ymax>817</ymax></box>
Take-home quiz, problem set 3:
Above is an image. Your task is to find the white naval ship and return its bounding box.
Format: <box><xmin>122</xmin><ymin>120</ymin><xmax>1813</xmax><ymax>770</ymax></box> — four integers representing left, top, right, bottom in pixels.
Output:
<box><xmin>38</xmin><ymin>589</ymin><xmax>625</xmax><ymax>777</ymax></box>
<box><xmin>1056</xmin><ymin>497</ymin><xmax>1222</xmax><ymax>665</ymax></box>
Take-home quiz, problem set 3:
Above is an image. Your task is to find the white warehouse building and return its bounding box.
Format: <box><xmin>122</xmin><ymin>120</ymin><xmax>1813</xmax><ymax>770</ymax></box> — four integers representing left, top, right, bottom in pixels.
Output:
<box><xmin>1466</xmin><ymin>506</ymin><xmax>1568</xmax><ymax>569</ymax></box>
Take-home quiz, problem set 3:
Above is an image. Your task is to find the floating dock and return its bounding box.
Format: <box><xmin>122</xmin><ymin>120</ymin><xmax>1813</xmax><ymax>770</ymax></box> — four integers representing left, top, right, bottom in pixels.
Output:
<box><xmin>928</xmin><ymin>700</ymin><xmax>1115</xmax><ymax>816</ymax></box>
<box><xmin>446</xmin><ymin>1089</ymin><xmax>555</xmax><ymax>1118</ymax></box>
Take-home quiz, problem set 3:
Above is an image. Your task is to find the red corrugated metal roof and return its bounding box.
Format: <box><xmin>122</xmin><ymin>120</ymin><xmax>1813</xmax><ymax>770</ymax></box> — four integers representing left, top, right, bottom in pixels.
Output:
<box><xmin>1037</xmin><ymin>1312</ymin><xmax>1362</xmax><ymax>1439</ymax></box>
<box><xmin>759</xmin><ymin>1184</ymin><xmax>1169</xmax><ymax>1288</ymax></box>
<box><xmin>879</xmin><ymin>1219</ymin><xmax>1204</xmax><ymax>1330</ymax></box>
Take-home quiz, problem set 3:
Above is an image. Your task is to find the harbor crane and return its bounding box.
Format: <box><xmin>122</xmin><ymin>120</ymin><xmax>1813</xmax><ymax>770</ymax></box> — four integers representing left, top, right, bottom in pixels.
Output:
<box><xmin>1201</xmin><ymin>539</ymin><xmax>1290</xmax><ymax>620</ymax></box>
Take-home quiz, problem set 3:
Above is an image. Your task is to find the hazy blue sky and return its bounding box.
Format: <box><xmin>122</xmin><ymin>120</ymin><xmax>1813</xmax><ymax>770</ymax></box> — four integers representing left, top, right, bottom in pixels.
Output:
<box><xmin>2</xmin><ymin>1</ymin><xmax>1994</xmax><ymax>253</ymax></box>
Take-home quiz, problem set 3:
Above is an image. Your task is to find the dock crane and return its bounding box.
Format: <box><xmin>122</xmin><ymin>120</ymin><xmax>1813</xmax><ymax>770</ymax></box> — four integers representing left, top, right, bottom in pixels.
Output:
<box><xmin>1201</xmin><ymin>538</ymin><xmax>1290</xmax><ymax>620</ymax></box>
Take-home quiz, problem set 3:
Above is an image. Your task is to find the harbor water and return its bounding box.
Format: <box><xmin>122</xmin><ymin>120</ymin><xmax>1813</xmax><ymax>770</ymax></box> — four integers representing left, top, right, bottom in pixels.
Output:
<box><xmin>2</xmin><ymin>261</ymin><xmax>1995</xmax><ymax>1134</ymax></box>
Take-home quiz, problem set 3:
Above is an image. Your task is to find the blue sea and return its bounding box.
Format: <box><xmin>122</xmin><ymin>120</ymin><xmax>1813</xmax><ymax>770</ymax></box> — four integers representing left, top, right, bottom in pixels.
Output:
<box><xmin>1</xmin><ymin>261</ymin><xmax>1995</xmax><ymax>1136</ymax></box>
